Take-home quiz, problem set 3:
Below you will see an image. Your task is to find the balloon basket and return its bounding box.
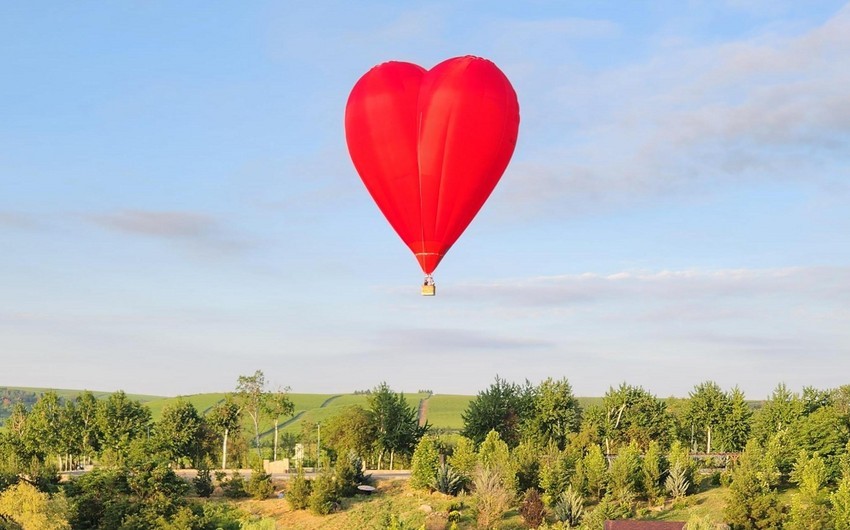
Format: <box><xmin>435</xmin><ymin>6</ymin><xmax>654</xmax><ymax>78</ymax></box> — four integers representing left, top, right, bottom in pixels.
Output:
<box><xmin>421</xmin><ymin>284</ymin><xmax>436</xmax><ymax>296</ymax></box>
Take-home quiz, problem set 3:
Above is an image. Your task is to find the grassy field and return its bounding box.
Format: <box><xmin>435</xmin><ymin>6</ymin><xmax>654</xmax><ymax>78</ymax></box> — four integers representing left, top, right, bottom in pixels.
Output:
<box><xmin>0</xmin><ymin>386</ymin><xmax>164</xmax><ymax>403</ymax></box>
<box><xmin>424</xmin><ymin>394</ymin><xmax>473</xmax><ymax>430</ymax></box>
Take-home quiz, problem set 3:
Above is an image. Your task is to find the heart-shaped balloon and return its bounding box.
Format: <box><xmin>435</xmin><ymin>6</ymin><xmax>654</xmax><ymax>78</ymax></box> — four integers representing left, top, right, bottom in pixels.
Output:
<box><xmin>345</xmin><ymin>55</ymin><xmax>520</xmax><ymax>276</ymax></box>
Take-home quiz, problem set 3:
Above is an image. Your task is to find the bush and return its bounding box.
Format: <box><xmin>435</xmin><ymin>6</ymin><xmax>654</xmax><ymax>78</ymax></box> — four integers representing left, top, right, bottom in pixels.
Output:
<box><xmin>552</xmin><ymin>485</ymin><xmax>584</xmax><ymax>526</ymax></box>
<box><xmin>519</xmin><ymin>488</ymin><xmax>546</xmax><ymax>528</ymax></box>
<box><xmin>193</xmin><ymin>467</ymin><xmax>214</xmax><ymax>497</ymax></box>
<box><xmin>410</xmin><ymin>436</ymin><xmax>441</xmax><ymax>491</ymax></box>
<box><xmin>473</xmin><ymin>467</ymin><xmax>513</xmax><ymax>530</ymax></box>
<box><xmin>308</xmin><ymin>473</ymin><xmax>339</xmax><ymax>515</ymax></box>
<box><xmin>246</xmin><ymin>468</ymin><xmax>274</xmax><ymax>500</ymax></box>
<box><xmin>286</xmin><ymin>469</ymin><xmax>311</xmax><ymax>510</ymax></box>
<box><xmin>222</xmin><ymin>471</ymin><xmax>248</xmax><ymax>499</ymax></box>
<box><xmin>434</xmin><ymin>464</ymin><xmax>463</xmax><ymax>496</ymax></box>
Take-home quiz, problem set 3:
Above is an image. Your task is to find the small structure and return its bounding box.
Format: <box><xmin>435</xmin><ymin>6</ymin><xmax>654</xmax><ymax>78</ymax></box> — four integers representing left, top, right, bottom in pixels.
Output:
<box><xmin>357</xmin><ymin>485</ymin><xmax>376</xmax><ymax>495</ymax></box>
<box><xmin>604</xmin><ymin>522</ymin><xmax>686</xmax><ymax>530</ymax></box>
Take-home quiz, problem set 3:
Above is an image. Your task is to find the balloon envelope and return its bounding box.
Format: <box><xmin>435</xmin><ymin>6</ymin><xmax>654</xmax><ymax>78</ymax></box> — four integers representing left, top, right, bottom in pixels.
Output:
<box><xmin>345</xmin><ymin>55</ymin><xmax>520</xmax><ymax>275</ymax></box>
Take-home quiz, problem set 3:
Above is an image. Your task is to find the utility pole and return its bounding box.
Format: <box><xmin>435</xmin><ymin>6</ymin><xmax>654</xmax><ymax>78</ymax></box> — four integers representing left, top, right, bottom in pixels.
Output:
<box><xmin>317</xmin><ymin>422</ymin><xmax>321</xmax><ymax>471</ymax></box>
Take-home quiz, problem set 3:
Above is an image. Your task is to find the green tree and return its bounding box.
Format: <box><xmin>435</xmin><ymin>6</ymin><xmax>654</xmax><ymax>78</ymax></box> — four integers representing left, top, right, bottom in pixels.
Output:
<box><xmin>538</xmin><ymin>442</ymin><xmax>575</xmax><ymax>506</ymax></box>
<box><xmin>208</xmin><ymin>397</ymin><xmax>242</xmax><ymax>470</ymax></box>
<box><xmin>789</xmin><ymin>405</ymin><xmax>850</xmax><ymax>478</ymax></box>
<box><xmin>96</xmin><ymin>391</ymin><xmax>151</xmax><ymax>466</ymax></box>
<box><xmin>322</xmin><ymin>405</ymin><xmax>376</xmax><ymax>462</ymax></box>
<box><xmin>685</xmin><ymin>381</ymin><xmax>731</xmax><ymax>453</ymax></box>
<box><xmin>448</xmin><ymin>436</ymin><xmax>477</xmax><ymax>487</ymax></box>
<box><xmin>608</xmin><ymin>441</ymin><xmax>642</xmax><ymax>509</ymax></box>
<box><xmin>523</xmin><ymin>378</ymin><xmax>582</xmax><ymax>450</ymax></box>
<box><xmin>478</xmin><ymin>430</ymin><xmax>516</xmax><ymax>492</ymax></box>
<box><xmin>409</xmin><ymin>436</ymin><xmax>440</xmax><ymax>490</ymax></box>
<box><xmin>263</xmin><ymin>388</ymin><xmax>294</xmax><ymax>462</ymax></box>
<box><xmin>787</xmin><ymin>451</ymin><xmax>830</xmax><ymax>530</ymax></box>
<box><xmin>831</xmin><ymin>470</ymin><xmax>850</xmax><ymax>530</ymax></box>
<box><xmin>154</xmin><ymin>398</ymin><xmax>203</xmax><ymax>468</ymax></box>
<box><xmin>752</xmin><ymin>383</ymin><xmax>803</xmax><ymax>445</ymax></box>
<box><xmin>724</xmin><ymin>440</ymin><xmax>787</xmax><ymax>529</ymax></box>
<box><xmin>461</xmin><ymin>376</ymin><xmax>533</xmax><ymax>448</ymax></box>
<box><xmin>583</xmin><ymin>444</ymin><xmax>608</xmax><ymax>501</ymax></box>
<box><xmin>367</xmin><ymin>383</ymin><xmax>425</xmax><ymax>470</ymax></box>
<box><xmin>722</xmin><ymin>387</ymin><xmax>753</xmax><ymax>452</ymax></box>
<box><xmin>235</xmin><ymin>370</ymin><xmax>269</xmax><ymax>460</ymax></box>
<box><xmin>600</xmin><ymin>383</ymin><xmax>673</xmax><ymax>452</ymax></box>
<box><xmin>642</xmin><ymin>440</ymin><xmax>665</xmax><ymax>503</ymax></box>
<box><xmin>0</xmin><ymin>481</ymin><xmax>71</xmax><ymax>530</ymax></box>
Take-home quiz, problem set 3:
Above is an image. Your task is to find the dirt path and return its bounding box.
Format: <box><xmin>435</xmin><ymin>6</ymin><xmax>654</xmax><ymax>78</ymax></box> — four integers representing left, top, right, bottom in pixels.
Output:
<box><xmin>417</xmin><ymin>396</ymin><xmax>429</xmax><ymax>427</ymax></box>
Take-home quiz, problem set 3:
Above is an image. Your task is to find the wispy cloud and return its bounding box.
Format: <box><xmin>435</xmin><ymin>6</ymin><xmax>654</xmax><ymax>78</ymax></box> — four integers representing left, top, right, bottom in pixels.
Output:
<box><xmin>85</xmin><ymin>209</ymin><xmax>250</xmax><ymax>255</ymax></box>
<box><xmin>0</xmin><ymin>211</ymin><xmax>40</xmax><ymax>230</ymax></box>
<box><xmin>493</xmin><ymin>4</ymin><xmax>850</xmax><ymax>217</ymax></box>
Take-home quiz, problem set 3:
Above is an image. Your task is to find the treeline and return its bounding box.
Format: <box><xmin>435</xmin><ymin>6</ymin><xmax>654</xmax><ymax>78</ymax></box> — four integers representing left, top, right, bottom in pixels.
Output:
<box><xmin>3</xmin><ymin>375</ymin><xmax>850</xmax><ymax>529</ymax></box>
<box><xmin>393</xmin><ymin>377</ymin><xmax>850</xmax><ymax>529</ymax></box>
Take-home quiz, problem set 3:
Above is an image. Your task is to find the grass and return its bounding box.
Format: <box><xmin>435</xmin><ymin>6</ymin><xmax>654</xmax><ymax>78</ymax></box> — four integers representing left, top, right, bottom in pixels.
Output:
<box><xmin>0</xmin><ymin>386</ymin><xmax>164</xmax><ymax>403</ymax></box>
<box><xmin>424</xmin><ymin>394</ymin><xmax>473</xmax><ymax>430</ymax></box>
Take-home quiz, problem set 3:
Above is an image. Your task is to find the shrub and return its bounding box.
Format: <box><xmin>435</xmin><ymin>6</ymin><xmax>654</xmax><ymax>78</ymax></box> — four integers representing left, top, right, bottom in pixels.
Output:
<box><xmin>287</xmin><ymin>469</ymin><xmax>311</xmax><ymax>510</ymax></box>
<box><xmin>222</xmin><ymin>471</ymin><xmax>248</xmax><ymax>499</ymax></box>
<box><xmin>552</xmin><ymin>485</ymin><xmax>584</xmax><ymax>527</ymax></box>
<box><xmin>665</xmin><ymin>462</ymin><xmax>690</xmax><ymax>500</ymax></box>
<box><xmin>473</xmin><ymin>467</ymin><xmax>513</xmax><ymax>530</ymax></box>
<box><xmin>246</xmin><ymin>468</ymin><xmax>274</xmax><ymax>500</ymax></box>
<box><xmin>434</xmin><ymin>464</ymin><xmax>463</xmax><ymax>496</ymax></box>
<box><xmin>308</xmin><ymin>472</ymin><xmax>339</xmax><ymax>515</ymax></box>
<box><xmin>519</xmin><ymin>488</ymin><xmax>546</xmax><ymax>528</ymax></box>
<box><xmin>193</xmin><ymin>467</ymin><xmax>214</xmax><ymax>498</ymax></box>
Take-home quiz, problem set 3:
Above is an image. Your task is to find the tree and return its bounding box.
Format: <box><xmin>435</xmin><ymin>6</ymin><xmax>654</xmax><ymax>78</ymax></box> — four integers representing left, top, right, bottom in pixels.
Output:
<box><xmin>21</xmin><ymin>391</ymin><xmax>64</xmax><ymax>469</ymax></box>
<box><xmin>831</xmin><ymin>470</ymin><xmax>850</xmax><ymax>530</ymax></box>
<box><xmin>473</xmin><ymin>467</ymin><xmax>513</xmax><ymax>530</ymax></box>
<box><xmin>724</xmin><ymin>440</ymin><xmax>787</xmax><ymax>529</ymax></box>
<box><xmin>0</xmin><ymin>481</ymin><xmax>71</xmax><ymax>530</ymax></box>
<box><xmin>96</xmin><ymin>391</ymin><xmax>151</xmax><ymax>466</ymax></box>
<box><xmin>522</xmin><ymin>378</ymin><xmax>582</xmax><ymax>450</ymax></box>
<box><xmin>787</xmin><ymin>451</ymin><xmax>830</xmax><ymax>530</ymax></box>
<box><xmin>235</xmin><ymin>370</ymin><xmax>268</xmax><ymax>460</ymax></box>
<box><xmin>263</xmin><ymin>388</ymin><xmax>294</xmax><ymax>462</ymax></box>
<box><xmin>752</xmin><ymin>383</ymin><xmax>803</xmax><ymax>445</ymax></box>
<box><xmin>462</xmin><ymin>376</ymin><xmax>533</xmax><ymax>448</ymax></box>
<box><xmin>723</xmin><ymin>387</ymin><xmax>753</xmax><ymax>452</ymax></box>
<box><xmin>367</xmin><ymin>383</ymin><xmax>424</xmax><ymax>470</ymax></box>
<box><xmin>207</xmin><ymin>397</ymin><xmax>241</xmax><ymax>470</ymax></box>
<box><xmin>684</xmin><ymin>381</ymin><xmax>731</xmax><ymax>453</ymax></box>
<box><xmin>600</xmin><ymin>383</ymin><xmax>673</xmax><ymax>452</ymax></box>
<box><xmin>608</xmin><ymin>441</ymin><xmax>642</xmax><ymax>509</ymax></box>
<box><xmin>478</xmin><ymin>430</ymin><xmax>516</xmax><ymax>492</ymax></box>
<box><xmin>322</xmin><ymin>405</ymin><xmax>376</xmax><ymax>463</ymax></box>
<box><xmin>154</xmin><ymin>399</ymin><xmax>203</xmax><ymax>467</ymax></box>
<box><xmin>409</xmin><ymin>436</ymin><xmax>440</xmax><ymax>490</ymax></box>
<box><xmin>583</xmin><ymin>444</ymin><xmax>608</xmax><ymax>501</ymax></box>
<box><xmin>642</xmin><ymin>440</ymin><xmax>665</xmax><ymax>504</ymax></box>
<box><xmin>448</xmin><ymin>436</ymin><xmax>478</xmax><ymax>487</ymax></box>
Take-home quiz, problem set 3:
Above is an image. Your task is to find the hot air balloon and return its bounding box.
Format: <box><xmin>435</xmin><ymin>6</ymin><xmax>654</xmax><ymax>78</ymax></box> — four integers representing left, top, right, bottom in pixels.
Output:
<box><xmin>345</xmin><ymin>56</ymin><xmax>520</xmax><ymax>295</ymax></box>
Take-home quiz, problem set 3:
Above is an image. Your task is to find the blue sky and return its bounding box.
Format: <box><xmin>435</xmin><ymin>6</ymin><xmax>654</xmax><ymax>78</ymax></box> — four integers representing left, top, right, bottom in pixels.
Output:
<box><xmin>2</xmin><ymin>1</ymin><xmax>848</xmax><ymax>399</ymax></box>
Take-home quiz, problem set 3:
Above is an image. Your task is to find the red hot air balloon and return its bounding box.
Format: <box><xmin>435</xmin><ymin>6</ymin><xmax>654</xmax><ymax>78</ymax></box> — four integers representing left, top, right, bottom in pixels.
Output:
<box><xmin>345</xmin><ymin>56</ymin><xmax>520</xmax><ymax>295</ymax></box>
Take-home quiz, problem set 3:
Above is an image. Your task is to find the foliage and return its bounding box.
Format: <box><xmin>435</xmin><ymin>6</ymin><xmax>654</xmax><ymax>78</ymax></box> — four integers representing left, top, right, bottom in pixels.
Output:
<box><xmin>667</xmin><ymin>440</ymin><xmax>697</xmax><ymax>495</ymax></box>
<box><xmin>552</xmin><ymin>485</ymin><xmax>584</xmax><ymax>526</ymax></box>
<box><xmin>513</xmin><ymin>440</ymin><xmax>543</xmax><ymax>493</ymax></box>
<box><xmin>478</xmin><ymin>430</ymin><xmax>517</xmax><ymax>492</ymax></box>
<box><xmin>410</xmin><ymin>436</ymin><xmax>441</xmax><ymax>490</ymax></box>
<box><xmin>206</xmin><ymin>396</ymin><xmax>241</xmax><ymax>470</ymax></box>
<box><xmin>368</xmin><ymin>383</ymin><xmax>427</xmax><ymax>470</ymax></box>
<box><xmin>665</xmin><ymin>461</ymin><xmax>690</xmax><ymax>500</ymax></box>
<box><xmin>323</xmin><ymin>405</ymin><xmax>377</xmax><ymax>462</ymax></box>
<box><xmin>434</xmin><ymin>463</ymin><xmax>464</xmax><ymax>495</ymax></box>
<box><xmin>462</xmin><ymin>376</ymin><xmax>534</xmax><ymax>447</ymax></box>
<box><xmin>598</xmin><ymin>383</ymin><xmax>673</xmax><ymax>452</ymax></box>
<box><xmin>335</xmin><ymin>450</ymin><xmax>368</xmax><ymax>497</ymax></box>
<box><xmin>97</xmin><ymin>391</ymin><xmax>152</xmax><ymax>467</ymax></box>
<box><xmin>222</xmin><ymin>471</ymin><xmax>248</xmax><ymax>498</ymax></box>
<box><xmin>523</xmin><ymin>378</ymin><xmax>583</xmax><ymax>450</ymax></box>
<box><xmin>192</xmin><ymin>466</ymin><xmax>214</xmax><ymax>497</ymax></box>
<box><xmin>473</xmin><ymin>467</ymin><xmax>514</xmax><ymax>530</ymax></box>
<box><xmin>308</xmin><ymin>471</ymin><xmax>340</xmax><ymax>515</ymax></box>
<box><xmin>246</xmin><ymin>467</ymin><xmax>274</xmax><ymax>500</ymax></box>
<box><xmin>608</xmin><ymin>441</ymin><xmax>642</xmax><ymax>508</ymax></box>
<box><xmin>235</xmin><ymin>370</ymin><xmax>269</xmax><ymax>460</ymax></box>
<box><xmin>0</xmin><ymin>482</ymin><xmax>71</xmax><ymax>530</ymax></box>
<box><xmin>582</xmin><ymin>444</ymin><xmax>608</xmax><ymax>501</ymax></box>
<box><xmin>154</xmin><ymin>398</ymin><xmax>204</xmax><ymax>467</ymax></box>
<box><xmin>786</xmin><ymin>451</ymin><xmax>830</xmax><ymax>530</ymax></box>
<box><xmin>685</xmin><ymin>381</ymin><xmax>731</xmax><ymax>453</ymax></box>
<box><xmin>539</xmin><ymin>443</ymin><xmax>575</xmax><ymax>506</ymax></box>
<box><xmin>724</xmin><ymin>440</ymin><xmax>787</xmax><ymax>529</ymax></box>
<box><xmin>832</xmin><ymin>471</ymin><xmax>850</xmax><ymax>530</ymax></box>
<box><xmin>642</xmin><ymin>440</ymin><xmax>665</xmax><ymax>503</ymax></box>
<box><xmin>448</xmin><ymin>436</ymin><xmax>478</xmax><ymax>487</ymax></box>
<box><xmin>519</xmin><ymin>488</ymin><xmax>546</xmax><ymax>528</ymax></box>
<box><xmin>286</xmin><ymin>468</ymin><xmax>312</xmax><ymax>510</ymax></box>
